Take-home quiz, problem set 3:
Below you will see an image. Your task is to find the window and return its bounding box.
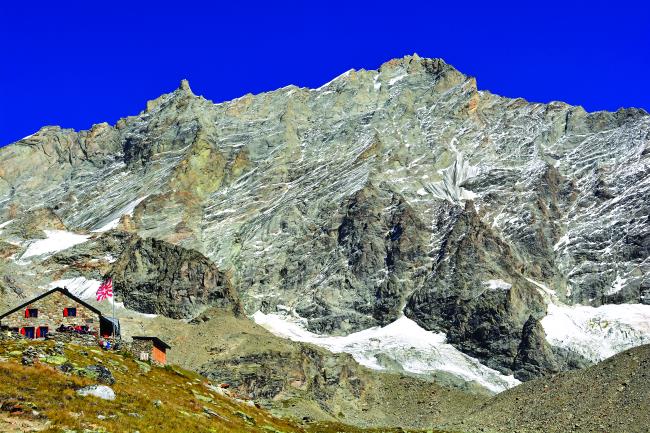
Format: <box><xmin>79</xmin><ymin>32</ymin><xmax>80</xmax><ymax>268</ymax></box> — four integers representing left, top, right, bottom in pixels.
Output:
<box><xmin>21</xmin><ymin>327</ymin><xmax>35</xmax><ymax>338</ymax></box>
<box><xmin>24</xmin><ymin>309</ymin><xmax>38</xmax><ymax>318</ymax></box>
<box><xmin>36</xmin><ymin>327</ymin><xmax>49</xmax><ymax>338</ymax></box>
<box><xmin>63</xmin><ymin>307</ymin><xmax>77</xmax><ymax>317</ymax></box>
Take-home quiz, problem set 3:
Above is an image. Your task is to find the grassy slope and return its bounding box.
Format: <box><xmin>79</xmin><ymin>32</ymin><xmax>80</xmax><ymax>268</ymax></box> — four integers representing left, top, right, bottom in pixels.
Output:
<box><xmin>119</xmin><ymin>308</ymin><xmax>486</xmax><ymax>428</ymax></box>
<box><xmin>0</xmin><ymin>339</ymin><xmax>448</xmax><ymax>433</ymax></box>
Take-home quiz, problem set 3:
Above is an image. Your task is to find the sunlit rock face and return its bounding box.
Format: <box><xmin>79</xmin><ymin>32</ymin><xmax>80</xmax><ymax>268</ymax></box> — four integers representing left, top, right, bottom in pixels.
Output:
<box><xmin>1</xmin><ymin>55</ymin><xmax>649</xmax><ymax>379</ymax></box>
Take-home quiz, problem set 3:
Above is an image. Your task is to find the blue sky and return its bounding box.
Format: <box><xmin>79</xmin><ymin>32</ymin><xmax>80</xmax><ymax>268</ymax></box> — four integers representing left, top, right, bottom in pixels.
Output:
<box><xmin>1</xmin><ymin>0</ymin><xmax>648</xmax><ymax>146</ymax></box>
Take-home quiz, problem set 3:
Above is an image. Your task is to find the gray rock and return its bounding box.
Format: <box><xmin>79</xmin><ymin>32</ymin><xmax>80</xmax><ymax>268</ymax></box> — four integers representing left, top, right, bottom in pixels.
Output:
<box><xmin>512</xmin><ymin>316</ymin><xmax>561</xmax><ymax>381</ymax></box>
<box><xmin>110</xmin><ymin>236</ymin><xmax>242</xmax><ymax>319</ymax></box>
<box><xmin>85</xmin><ymin>364</ymin><xmax>116</xmax><ymax>385</ymax></box>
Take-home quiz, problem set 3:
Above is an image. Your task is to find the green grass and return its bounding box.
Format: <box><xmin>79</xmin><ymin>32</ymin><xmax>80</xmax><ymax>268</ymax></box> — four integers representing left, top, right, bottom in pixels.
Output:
<box><xmin>0</xmin><ymin>339</ymin><xmax>442</xmax><ymax>433</ymax></box>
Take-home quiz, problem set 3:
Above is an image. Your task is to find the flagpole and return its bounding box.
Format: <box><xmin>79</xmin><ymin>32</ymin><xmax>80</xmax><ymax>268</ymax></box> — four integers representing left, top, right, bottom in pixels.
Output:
<box><xmin>112</xmin><ymin>290</ymin><xmax>115</xmax><ymax>344</ymax></box>
<box><xmin>97</xmin><ymin>278</ymin><xmax>115</xmax><ymax>348</ymax></box>
<box><xmin>111</xmin><ymin>278</ymin><xmax>115</xmax><ymax>345</ymax></box>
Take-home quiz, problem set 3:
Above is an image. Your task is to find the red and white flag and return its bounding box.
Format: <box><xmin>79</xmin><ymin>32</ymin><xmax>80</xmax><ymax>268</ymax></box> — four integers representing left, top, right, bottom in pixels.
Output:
<box><xmin>96</xmin><ymin>278</ymin><xmax>113</xmax><ymax>301</ymax></box>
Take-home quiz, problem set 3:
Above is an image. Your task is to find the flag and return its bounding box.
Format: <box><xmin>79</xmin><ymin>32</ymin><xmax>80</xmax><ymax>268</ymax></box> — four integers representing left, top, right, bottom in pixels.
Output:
<box><xmin>96</xmin><ymin>278</ymin><xmax>113</xmax><ymax>301</ymax></box>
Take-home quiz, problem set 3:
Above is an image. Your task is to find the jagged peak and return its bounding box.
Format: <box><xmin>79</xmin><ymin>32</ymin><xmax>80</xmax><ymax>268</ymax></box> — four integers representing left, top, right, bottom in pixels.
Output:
<box><xmin>178</xmin><ymin>78</ymin><xmax>193</xmax><ymax>94</ymax></box>
<box><xmin>144</xmin><ymin>78</ymin><xmax>197</xmax><ymax>113</ymax></box>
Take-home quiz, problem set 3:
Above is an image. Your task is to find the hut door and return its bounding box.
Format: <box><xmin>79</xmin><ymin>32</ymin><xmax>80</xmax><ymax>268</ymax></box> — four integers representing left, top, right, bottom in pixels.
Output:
<box><xmin>37</xmin><ymin>327</ymin><xmax>49</xmax><ymax>338</ymax></box>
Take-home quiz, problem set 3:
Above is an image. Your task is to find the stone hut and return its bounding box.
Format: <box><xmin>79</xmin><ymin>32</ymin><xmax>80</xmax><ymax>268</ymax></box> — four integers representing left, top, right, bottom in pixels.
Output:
<box><xmin>131</xmin><ymin>336</ymin><xmax>171</xmax><ymax>365</ymax></box>
<box><xmin>0</xmin><ymin>287</ymin><xmax>118</xmax><ymax>338</ymax></box>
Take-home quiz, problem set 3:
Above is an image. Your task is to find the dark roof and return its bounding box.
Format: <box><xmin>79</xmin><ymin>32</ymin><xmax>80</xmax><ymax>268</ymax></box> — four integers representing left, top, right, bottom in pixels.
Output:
<box><xmin>0</xmin><ymin>287</ymin><xmax>103</xmax><ymax>320</ymax></box>
<box><xmin>132</xmin><ymin>336</ymin><xmax>171</xmax><ymax>349</ymax></box>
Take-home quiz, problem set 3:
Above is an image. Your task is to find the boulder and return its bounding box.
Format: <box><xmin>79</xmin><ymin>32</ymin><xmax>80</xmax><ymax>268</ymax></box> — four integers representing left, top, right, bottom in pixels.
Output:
<box><xmin>76</xmin><ymin>385</ymin><xmax>116</xmax><ymax>400</ymax></box>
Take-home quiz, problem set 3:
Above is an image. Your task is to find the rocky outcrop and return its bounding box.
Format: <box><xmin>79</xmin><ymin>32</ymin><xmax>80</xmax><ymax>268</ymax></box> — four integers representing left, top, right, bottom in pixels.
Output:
<box><xmin>2</xmin><ymin>208</ymin><xmax>66</xmax><ymax>239</ymax></box>
<box><xmin>512</xmin><ymin>316</ymin><xmax>561</xmax><ymax>381</ymax></box>
<box><xmin>291</xmin><ymin>182</ymin><xmax>431</xmax><ymax>333</ymax></box>
<box><xmin>336</xmin><ymin>183</ymin><xmax>430</xmax><ymax>326</ymax></box>
<box><xmin>405</xmin><ymin>202</ymin><xmax>547</xmax><ymax>375</ymax></box>
<box><xmin>110</xmin><ymin>237</ymin><xmax>241</xmax><ymax>319</ymax></box>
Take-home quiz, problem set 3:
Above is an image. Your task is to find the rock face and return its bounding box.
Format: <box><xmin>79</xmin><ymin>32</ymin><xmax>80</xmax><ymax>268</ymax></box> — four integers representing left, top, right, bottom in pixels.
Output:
<box><xmin>512</xmin><ymin>316</ymin><xmax>561</xmax><ymax>381</ymax></box>
<box><xmin>1</xmin><ymin>54</ymin><xmax>649</xmax><ymax>380</ymax></box>
<box><xmin>405</xmin><ymin>201</ymin><xmax>548</xmax><ymax>374</ymax></box>
<box><xmin>111</xmin><ymin>236</ymin><xmax>241</xmax><ymax>319</ymax></box>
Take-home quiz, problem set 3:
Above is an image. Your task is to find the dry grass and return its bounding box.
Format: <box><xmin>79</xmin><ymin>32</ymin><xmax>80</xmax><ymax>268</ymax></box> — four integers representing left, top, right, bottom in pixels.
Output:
<box><xmin>0</xmin><ymin>339</ymin><xmax>441</xmax><ymax>433</ymax></box>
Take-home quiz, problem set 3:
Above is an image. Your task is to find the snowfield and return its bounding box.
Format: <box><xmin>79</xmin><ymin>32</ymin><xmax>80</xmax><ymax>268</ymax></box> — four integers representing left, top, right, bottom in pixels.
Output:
<box><xmin>542</xmin><ymin>302</ymin><xmax>650</xmax><ymax>362</ymax></box>
<box><xmin>252</xmin><ymin>311</ymin><xmax>520</xmax><ymax>393</ymax></box>
<box><xmin>21</xmin><ymin>230</ymin><xmax>90</xmax><ymax>259</ymax></box>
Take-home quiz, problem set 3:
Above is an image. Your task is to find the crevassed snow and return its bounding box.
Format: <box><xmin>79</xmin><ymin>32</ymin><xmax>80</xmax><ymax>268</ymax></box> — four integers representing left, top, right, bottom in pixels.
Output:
<box><xmin>92</xmin><ymin>196</ymin><xmax>149</xmax><ymax>232</ymax></box>
<box><xmin>21</xmin><ymin>230</ymin><xmax>90</xmax><ymax>259</ymax></box>
<box><xmin>541</xmin><ymin>303</ymin><xmax>650</xmax><ymax>362</ymax></box>
<box><xmin>252</xmin><ymin>311</ymin><xmax>519</xmax><ymax>393</ymax></box>
<box><xmin>424</xmin><ymin>153</ymin><xmax>479</xmax><ymax>204</ymax></box>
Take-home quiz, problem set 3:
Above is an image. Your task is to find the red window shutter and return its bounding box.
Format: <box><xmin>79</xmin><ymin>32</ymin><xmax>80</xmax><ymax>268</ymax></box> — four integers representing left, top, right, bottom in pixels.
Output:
<box><xmin>25</xmin><ymin>309</ymin><xmax>29</xmax><ymax>318</ymax></box>
<box><xmin>63</xmin><ymin>308</ymin><xmax>68</xmax><ymax>317</ymax></box>
<box><xmin>20</xmin><ymin>328</ymin><xmax>25</xmax><ymax>335</ymax></box>
<box><xmin>36</xmin><ymin>327</ymin><xmax>40</xmax><ymax>338</ymax></box>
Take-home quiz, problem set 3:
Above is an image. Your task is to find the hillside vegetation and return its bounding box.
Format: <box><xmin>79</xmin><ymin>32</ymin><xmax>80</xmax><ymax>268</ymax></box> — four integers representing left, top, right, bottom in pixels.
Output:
<box><xmin>0</xmin><ymin>338</ymin><xmax>443</xmax><ymax>433</ymax></box>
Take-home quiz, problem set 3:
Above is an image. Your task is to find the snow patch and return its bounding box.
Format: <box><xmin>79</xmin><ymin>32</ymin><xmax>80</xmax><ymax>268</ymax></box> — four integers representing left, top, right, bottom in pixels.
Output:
<box><xmin>606</xmin><ymin>275</ymin><xmax>627</xmax><ymax>296</ymax></box>
<box><xmin>46</xmin><ymin>277</ymin><xmax>157</xmax><ymax>318</ymax></box>
<box><xmin>373</xmin><ymin>74</ymin><xmax>381</xmax><ymax>90</ymax></box>
<box><xmin>20</xmin><ymin>132</ymin><xmax>36</xmax><ymax>141</ymax></box>
<box><xmin>541</xmin><ymin>303</ymin><xmax>650</xmax><ymax>362</ymax></box>
<box><xmin>525</xmin><ymin>277</ymin><xmax>558</xmax><ymax>301</ymax></box>
<box><xmin>252</xmin><ymin>312</ymin><xmax>519</xmax><ymax>393</ymax></box>
<box><xmin>48</xmin><ymin>277</ymin><xmax>102</xmax><ymax>300</ymax></box>
<box><xmin>0</xmin><ymin>220</ymin><xmax>13</xmax><ymax>230</ymax></box>
<box><xmin>22</xmin><ymin>230</ymin><xmax>90</xmax><ymax>259</ymax></box>
<box><xmin>92</xmin><ymin>196</ymin><xmax>149</xmax><ymax>232</ymax></box>
<box><xmin>484</xmin><ymin>279</ymin><xmax>512</xmax><ymax>291</ymax></box>
<box><xmin>315</xmin><ymin>69</ymin><xmax>353</xmax><ymax>91</ymax></box>
<box><xmin>553</xmin><ymin>233</ymin><xmax>569</xmax><ymax>251</ymax></box>
<box><xmin>424</xmin><ymin>153</ymin><xmax>479</xmax><ymax>204</ymax></box>
<box><xmin>388</xmin><ymin>73</ymin><xmax>407</xmax><ymax>85</ymax></box>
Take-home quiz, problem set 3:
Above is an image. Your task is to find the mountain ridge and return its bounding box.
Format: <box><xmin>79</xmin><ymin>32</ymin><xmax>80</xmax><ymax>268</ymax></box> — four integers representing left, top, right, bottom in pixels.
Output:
<box><xmin>1</xmin><ymin>54</ymin><xmax>649</xmax><ymax>385</ymax></box>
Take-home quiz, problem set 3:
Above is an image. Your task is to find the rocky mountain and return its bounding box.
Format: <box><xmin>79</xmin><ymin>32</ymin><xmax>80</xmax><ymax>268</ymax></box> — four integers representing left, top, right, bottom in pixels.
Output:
<box><xmin>1</xmin><ymin>54</ymin><xmax>649</xmax><ymax>385</ymax></box>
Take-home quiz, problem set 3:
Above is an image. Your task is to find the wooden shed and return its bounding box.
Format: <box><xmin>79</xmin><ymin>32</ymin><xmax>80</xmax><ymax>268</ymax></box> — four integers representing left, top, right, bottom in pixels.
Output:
<box><xmin>131</xmin><ymin>336</ymin><xmax>171</xmax><ymax>365</ymax></box>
